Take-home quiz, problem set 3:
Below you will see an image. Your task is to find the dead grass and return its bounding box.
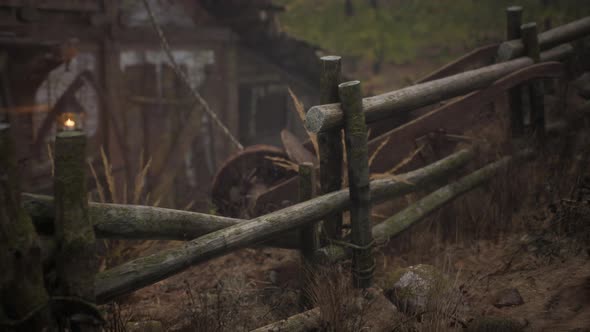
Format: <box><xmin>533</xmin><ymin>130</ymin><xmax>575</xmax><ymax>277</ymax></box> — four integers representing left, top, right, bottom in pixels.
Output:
<box><xmin>306</xmin><ymin>266</ymin><xmax>374</xmax><ymax>332</ymax></box>
<box><xmin>103</xmin><ymin>303</ymin><xmax>133</xmax><ymax>332</ymax></box>
<box><xmin>87</xmin><ymin>147</ymin><xmax>163</xmax><ymax>269</ymax></box>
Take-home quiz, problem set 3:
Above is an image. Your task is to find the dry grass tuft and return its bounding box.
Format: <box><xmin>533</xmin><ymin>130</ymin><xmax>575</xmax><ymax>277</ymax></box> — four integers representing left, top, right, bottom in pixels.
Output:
<box><xmin>103</xmin><ymin>303</ymin><xmax>133</xmax><ymax>332</ymax></box>
<box><xmin>88</xmin><ymin>146</ymin><xmax>160</xmax><ymax>269</ymax></box>
<box><xmin>100</xmin><ymin>146</ymin><xmax>118</xmax><ymax>203</ymax></box>
<box><xmin>133</xmin><ymin>150</ymin><xmax>152</xmax><ymax>205</ymax></box>
<box><xmin>88</xmin><ymin>160</ymin><xmax>106</xmax><ymax>203</ymax></box>
<box><xmin>307</xmin><ymin>266</ymin><xmax>373</xmax><ymax>332</ymax></box>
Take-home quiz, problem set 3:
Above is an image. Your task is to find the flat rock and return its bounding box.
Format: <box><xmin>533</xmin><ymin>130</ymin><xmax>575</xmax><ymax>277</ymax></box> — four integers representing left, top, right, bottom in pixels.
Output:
<box><xmin>380</xmin><ymin>264</ymin><xmax>451</xmax><ymax>314</ymax></box>
<box><xmin>493</xmin><ymin>288</ymin><xmax>525</xmax><ymax>308</ymax></box>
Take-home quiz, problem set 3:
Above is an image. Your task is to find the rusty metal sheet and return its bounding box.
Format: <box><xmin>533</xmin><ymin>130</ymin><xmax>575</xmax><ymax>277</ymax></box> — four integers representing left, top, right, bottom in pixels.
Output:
<box><xmin>368</xmin><ymin>62</ymin><xmax>565</xmax><ymax>173</ymax></box>
<box><xmin>417</xmin><ymin>43</ymin><xmax>500</xmax><ymax>83</ymax></box>
<box><xmin>281</xmin><ymin>129</ymin><xmax>317</xmax><ymax>165</ymax></box>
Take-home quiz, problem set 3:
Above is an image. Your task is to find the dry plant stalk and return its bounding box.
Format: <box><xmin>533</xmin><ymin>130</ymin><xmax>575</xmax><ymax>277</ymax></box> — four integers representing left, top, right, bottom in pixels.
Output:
<box><xmin>370</xmin><ymin>145</ymin><xmax>425</xmax><ymax>184</ymax></box>
<box><xmin>368</xmin><ymin>137</ymin><xmax>390</xmax><ymax>168</ymax></box>
<box><xmin>265</xmin><ymin>156</ymin><xmax>300</xmax><ymax>173</ymax></box>
<box><xmin>100</xmin><ymin>146</ymin><xmax>118</xmax><ymax>203</ymax></box>
<box><xmin>307</xmin><ymin>267</ymin><xmax>373</xmax><ymax>332</ymax></box>
<box><xmin>47</xmin><ymin>142</ymin><xmax>54</xmax><ymax>177</ymax></box>
<box><xmin>133</xmin><ymin>150</ymin><xmax>152</xmax><ymax>205</ymax></box>
<box><xmin>288</xmin><ymin>88</ymin><xmax>320</xmax><ymax>160</ymax></box>
<box><xmin>88</xmin><ymin>160</ymin><xmax>106</xmax><ymax>203</ymax></box>
<box><xmin>87</xmin><ymin>146</ymin><xmax>160</xmax><ymax>269</ymax></box>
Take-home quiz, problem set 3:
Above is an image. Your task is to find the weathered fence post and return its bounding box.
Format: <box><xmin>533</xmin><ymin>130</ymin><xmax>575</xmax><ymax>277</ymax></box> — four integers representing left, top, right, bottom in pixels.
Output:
<box><xmin>522</xmin><ymin>22</ymin><xmax>546</xmax><ymax>142</ymax></box>
<box><xmin>298</xmin><ymin>162</ymin><xmax>318</xmax><ymax>310</ymax></box>
<box><xmin>339</xmin><ymin>80</ymin><xmax>374</xmax><ymax>288</ymax></box>
<box><xmin>54</xmin><ymin>130</ymin><xmax>99</xmax><ymax>330</ymax></box>
<box><xmin>0</xmin><ymin>123</ymin><xmax>55</xmax><ymax>331</ymax></box>
<box><xmin>318</xmin><ymin>56</ymin><xmax>344</xmax><ymax>242</ymax></box>
<box><xmin>505</xmin><ymin>6</ymin><xmax>525</xmax><ymax>138</ymax></box>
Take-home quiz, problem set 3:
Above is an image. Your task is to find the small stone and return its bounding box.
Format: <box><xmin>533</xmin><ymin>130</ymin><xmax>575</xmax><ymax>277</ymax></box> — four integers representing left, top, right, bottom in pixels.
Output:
<box><xmin>493</xmin><ymin>288</ymin><xmax>524</xmax><ymax>308</ymax></box>
<box><xmin>269</xmin><ymin>270</ymin><xmax>278</xmax><ymax>284</ymax></box>
<box><xmin>380</xmin><ymin>264</ymin><xmax>452</xmax><ymax>314</ymax></box>
<box><xmin>126</xmin><ymin>320</ymin><xmax>163</xmax><ymax>332</ymax></box>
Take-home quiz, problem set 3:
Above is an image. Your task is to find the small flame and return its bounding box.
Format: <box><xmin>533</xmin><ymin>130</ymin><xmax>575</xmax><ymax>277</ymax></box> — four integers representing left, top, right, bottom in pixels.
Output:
<box><xmin>64</xmin><ymin>118</ymin><xmax>75</xmax><ymax>128</ymax></box>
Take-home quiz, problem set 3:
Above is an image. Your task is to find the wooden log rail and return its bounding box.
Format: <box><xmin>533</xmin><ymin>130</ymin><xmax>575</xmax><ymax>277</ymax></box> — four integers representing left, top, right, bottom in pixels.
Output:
<box><xmin>24</xmin><ymin>148</ymin><xmax>473</xmax><ymax>247</ymax></box>
<box><xmin>94</xmin><ymin>148</ymin><xmax>475</xmax><ymax>303</ymax></box>
<box><xmin>314</xmin><ymin>150</ymin><xmax>534</xmax><ymax>264</ymax></box>
<box><xmin>305</xmin><ymin>42</ymin><xmax>575</xmax><ymax>133</ymax></box>
<box><xmin>498</xmin><ymin>16</ymin><xmax>590</xmax><ymax>61</ymax></box>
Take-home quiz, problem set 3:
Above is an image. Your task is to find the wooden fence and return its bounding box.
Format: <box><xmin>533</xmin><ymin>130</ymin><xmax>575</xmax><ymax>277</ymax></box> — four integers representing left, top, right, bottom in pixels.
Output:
<box><xmin>2</xmin><ymin>7</ymin><xmax>590</xmax><ymax>331</ymax></box>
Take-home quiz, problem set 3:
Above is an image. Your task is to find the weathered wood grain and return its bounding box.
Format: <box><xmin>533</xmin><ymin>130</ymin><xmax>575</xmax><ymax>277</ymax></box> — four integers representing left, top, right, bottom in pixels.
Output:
<box><xmin>95</xmin><ymin>148</ymin><xmax>474</xmax><ymax>303</ymax></box>
<box><xmin>306</xmin><ymin>43</ymin><xmax>574</xmax><ymax>133</ymax></box>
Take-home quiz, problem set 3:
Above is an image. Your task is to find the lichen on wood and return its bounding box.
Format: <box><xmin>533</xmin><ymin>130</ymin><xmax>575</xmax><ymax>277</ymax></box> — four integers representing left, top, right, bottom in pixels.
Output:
<box><xmin>318</xmin><ymin>55</ymin><xmax>344</xmax><ymax>240</ymax></box>
<box><xmin>306</xmin><ymin>43</ymin><xmax>574</xmax><ymax>134</ymax></box>
<box><xmin>54</xmin><ymin>131</ymin><xmax>99</xmax><ymax>330</ymax></box>
<box><xmin>505</xmin><ymin>6</ymin><xmax>525</xmax><ymax>138</ymax></box>
<box><xmin>23</xmin><ymin>193</ymin><xmax>299</xmax><ymax>249</ymax></box>
<box><xmin>340</xmin><ymin>80</ymin><xmax>374</xmax><ymax>289</ymax></box>
<box><xmin>298</xmin><ymin>162</ymin><xmax>318</xmax><ymax>309</ymax></box>
<box><xmin>521</xmin><ymin>22</ymin><xmax>546</xmax><ymax>142</ymax></box>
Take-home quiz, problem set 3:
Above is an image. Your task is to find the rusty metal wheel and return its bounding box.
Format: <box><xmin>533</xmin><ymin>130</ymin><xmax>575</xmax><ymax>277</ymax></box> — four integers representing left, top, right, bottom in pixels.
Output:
<box><xmin>211</xmin><ymin>145</ymin><xmax>296</xmax><ymax>218</ymax></box>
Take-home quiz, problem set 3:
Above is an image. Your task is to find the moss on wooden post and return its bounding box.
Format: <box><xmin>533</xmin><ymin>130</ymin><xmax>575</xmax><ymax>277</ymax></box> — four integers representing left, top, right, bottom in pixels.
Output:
<box><xmin>298</xmin><ymin>162</ymin><xmax>318</xmax><ymax>310</ymax></box>
<box><xmin>54</xmin><ymin>131</ymin><xmax>99</xmax><ymax>330</ymax></box>
<box><xmin>0</xmin><ymin>123</ymin><xmax>54</xmax><ymax>331</ymax></box>
<box><xmin>318</xmin><ymin>55</ymin><xmax>344</xmax><ymax>241</ymax></box>
<box><xmin>522</xmin><ymin>22</ymin><xmax>546</xmax><ymax>142</ymax></box>
<box><xmin>339</xmin><ymin>80</ymin><xmax>374</xmax><ymax>289</ymax></box>
<box><xmin>505</xmin><ymin>6</ymin><xmax>525</xmax><ymax>138</ymax></box>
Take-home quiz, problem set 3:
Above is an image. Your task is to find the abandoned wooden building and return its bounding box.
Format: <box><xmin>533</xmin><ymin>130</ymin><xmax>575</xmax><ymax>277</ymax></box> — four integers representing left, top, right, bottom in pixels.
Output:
<box><xmin>0</xmin><ymin>0</ymin><xmax>322</xmax><ymax>210</ymax></box>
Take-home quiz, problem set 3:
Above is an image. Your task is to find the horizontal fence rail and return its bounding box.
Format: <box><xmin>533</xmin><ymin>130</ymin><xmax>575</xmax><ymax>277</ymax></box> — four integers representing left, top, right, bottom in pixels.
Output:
<box><xmin>498</xmin><ymin>16</ymin><xmax>590</xmax><ymax>61</ymax></box>
<box><xmin>305</xmin><ymin>43</ymin><xmax>574</xmax><ymax>133</ymax></box>
<box><xmin>94</xmin><ymin>148</ymin><xmax>475</xmax><ymax>303</ymax></box>
<box><xmin>315</xmin><ymin>149</ymin><xmax>535</xmax><ymax>264</ymax></box>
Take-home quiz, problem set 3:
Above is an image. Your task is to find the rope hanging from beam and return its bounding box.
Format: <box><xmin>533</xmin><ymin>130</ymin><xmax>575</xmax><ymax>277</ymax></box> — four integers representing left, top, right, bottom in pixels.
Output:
<box><xmin>141</xmin><ymin>0</ymin><xmax>244</xmax><ymax>151</ymax></box>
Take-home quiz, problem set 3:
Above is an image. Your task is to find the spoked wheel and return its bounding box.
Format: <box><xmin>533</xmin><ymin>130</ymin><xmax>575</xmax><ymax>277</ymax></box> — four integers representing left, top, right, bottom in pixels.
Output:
<box><xmin>211</xmin><ymin>145</ymin><xmax>296</xmax><ymax>218</ymax></box>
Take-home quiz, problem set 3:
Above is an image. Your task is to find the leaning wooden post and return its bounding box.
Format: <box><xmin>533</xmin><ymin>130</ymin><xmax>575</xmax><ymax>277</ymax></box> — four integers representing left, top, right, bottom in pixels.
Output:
<box><xmin>505</xmin><ymin>6</ymin><xmax>525</xmax><ymax>138</ymax></box>
<box><xmin>318</xmin><ymin>55</ymin><xmax>344</xmax><ymax>242</ymax></box>
<box><xmin>339</xmin><ymin>80</ymin><xmax>374</xmax><ymax>288</ymax></box>
<box><xmin>298</xmin><ymin>162</ymin><xmax>319</xmax><ymax>310</ymax></box>
<box><xmin>0</xmin><ymin>123</ymin><xmax>55</xmax><ymax>330</ymax></box>
<box><xmin>521</xmin><ymin>22</ymin><xmax>546</xmax><ymax>142</ymax></box>
<box><xmin>54</xmin><ymin>130</ymin><xmax>99</xmax><ymax>330</ymax></box>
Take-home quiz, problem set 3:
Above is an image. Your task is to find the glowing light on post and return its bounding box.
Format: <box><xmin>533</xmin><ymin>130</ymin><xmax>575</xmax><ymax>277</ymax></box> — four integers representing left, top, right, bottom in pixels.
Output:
<box><xmin>64</xmin><ymin>117</ymin><xmax>76</xmax><ymax>130</ymax></box>
<box><xmin>57</xmin><ymin>112</ymin><xmax>83</xmax><ymax>132</ymax></box>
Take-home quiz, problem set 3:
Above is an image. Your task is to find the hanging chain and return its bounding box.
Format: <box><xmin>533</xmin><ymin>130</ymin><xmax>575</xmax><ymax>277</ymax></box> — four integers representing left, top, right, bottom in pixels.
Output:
<box><xmin>141</xmin><ymin>0</ymin><xmax>244</xmax><ymax>151</ymax></box>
